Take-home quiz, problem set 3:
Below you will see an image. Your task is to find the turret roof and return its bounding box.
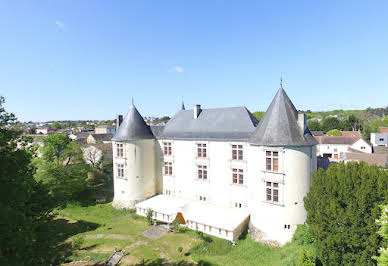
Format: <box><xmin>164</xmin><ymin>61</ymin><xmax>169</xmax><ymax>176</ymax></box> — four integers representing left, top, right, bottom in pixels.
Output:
<box><xmin>249</xmin><ymin>87</ymin><xmax>317</xmax><ymax>146</ymax></box>
<box><xmin>112</xmin><ymin>104</ymin><xmax>154</xmax><ymax>141</ymax></box>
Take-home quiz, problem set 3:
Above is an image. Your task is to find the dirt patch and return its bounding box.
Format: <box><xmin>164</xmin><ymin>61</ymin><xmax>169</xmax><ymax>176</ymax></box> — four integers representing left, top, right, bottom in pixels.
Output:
<box><xmin>142</xmin><ymin>225</ymin><xmax>169</xmax><ymax>240</ymax></box>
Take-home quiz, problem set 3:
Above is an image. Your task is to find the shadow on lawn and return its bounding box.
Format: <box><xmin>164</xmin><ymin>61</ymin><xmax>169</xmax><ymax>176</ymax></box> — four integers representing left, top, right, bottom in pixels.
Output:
<box><xmin>38</xmin><ymin>217</ymin><xmax>100</xmax><ymax>264</ymax></box>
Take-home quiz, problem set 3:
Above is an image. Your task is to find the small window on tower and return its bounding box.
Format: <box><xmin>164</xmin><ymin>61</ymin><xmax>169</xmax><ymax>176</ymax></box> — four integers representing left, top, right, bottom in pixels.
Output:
<box><xmin>266</xmin><ymin>151</ymin><xmax>279</xmax><ymax>173</ymax></box>
<box><xmin>116</xmin><ymin>143</ymin><xmax>124</xmax><ymax>157</ymax></box>
<box><xmin>266</xmin><ymin>182</ymin><xmax>279</xmax><ymax>203</ymax></box>
<box><xmin>117</xmin><ymin>164</ymin><xmax>125</xmax><ymax>178</ymax></box>
<box><xmin>198</xmin><ymin>165</ymin><xmax>208</xmax><ymax>180</ymax></box>
<box><xmin>197</xmin><ymin>143</ymin><xmax>207</xmax><ymax>158</ymax></box>
<box><xmin>164</xmin><ymin>162</ymin><xmax>172</xmax><ymax>176</ymax></box>
<box><xmin>232</xmin><ymin>168</ymin><xmax>244</xmax><ymax>184</ymax></box>
<box><xmin>163</xmin><ymin>142</ymin><xmax>172</xmax><ymax>155</ymax></box>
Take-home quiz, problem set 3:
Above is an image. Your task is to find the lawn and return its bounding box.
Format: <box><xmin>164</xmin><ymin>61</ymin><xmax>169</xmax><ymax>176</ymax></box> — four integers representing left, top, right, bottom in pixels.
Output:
<box><xmin>55</xmin><ymin>203</ymin><xmax>315</xmax><ymax>265</ymax></box>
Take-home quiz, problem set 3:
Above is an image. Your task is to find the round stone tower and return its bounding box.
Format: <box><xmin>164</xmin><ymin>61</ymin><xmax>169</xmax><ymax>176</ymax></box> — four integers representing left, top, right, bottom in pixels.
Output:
<box><xmin>247</xmin><ymin>86</ymin><xmax>317</xmax><ymax>246</ymax></box>
<box><xmin>111</xmin><ymin>103</ymin><xmax>158</xmax><ymax>209</ymax></box>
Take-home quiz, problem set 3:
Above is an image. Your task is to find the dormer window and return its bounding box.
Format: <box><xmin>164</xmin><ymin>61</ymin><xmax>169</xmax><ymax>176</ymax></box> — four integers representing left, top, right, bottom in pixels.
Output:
<box><xmin>232</xmin><ymin>145</ymin><xmax>243</xmax><ymax>160</ymax></box>
<box><xmin>116</xmin><ymin>143</ymin><xmax>124</xmax><ymax>157</ymax></box>
<box><xmin>266</xmin><ymin>151</ymin><xmax>279</xmax><ymax>173</ymax></box>
<box><xmin>197</xmin><ymin>143</ymin><xmax>207</xmax><ymax>158</ymax></box>
<box><xmin>163</xmin><ymin>142</ymin><xmax>172</xmax><ymax>155</ymax></box>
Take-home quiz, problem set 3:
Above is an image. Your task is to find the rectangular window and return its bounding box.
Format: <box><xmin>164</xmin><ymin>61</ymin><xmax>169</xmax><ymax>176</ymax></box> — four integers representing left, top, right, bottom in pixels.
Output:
<box><xmin>117</xmin><ymin>164</ymin><xmax>125</xmax><ymax>178</ymax></box>
<box><xmin>197</xmin><ymin>143</ymin><xmax>207</xmax><ymax>158</ymax></box>
<box><xmin>199</xmin><ymin>196</ymin><xmax>206</xmax><ymax>201</ymax></box>
<box><xmin>116</xmin><ymin>143</ymin><xmax>124</xmax><ymax>157</ymax></box>
<box><xmin>232</xmin><ymin>144</ymin><xmax>243</xmax><ymax>160</ymax></box>
<box><xmin>266</xmin><ymin>151</ymin><xmax>279</xmax><ymax>172</ymax></box>
<box><xmin>232</xmin><ymin>168</ymin><xmax>244</xmax><ymax>184</ymax></box>
<box><xmin>198</xmin><ymin>165</ymin><xmax>208</xmax><ymax>180</ymax></box>
<box><xmin>379</xmin><ymin>138</ymin><xmax>384</xmax><ymax>141</ymax></box>
<box><xmin>163</xmin><ymin>142</ymin><xmax>172</xmax><ymax>155</ymax></box>
<box><xmin>266</xmin><ymin>182</ymin><xmax>279</xmax><ymax>203</ymax></box>
<box><xmin>164</xmin><ymin>162</ymin><xmax>172</xmax><ymax>176</ymax></box>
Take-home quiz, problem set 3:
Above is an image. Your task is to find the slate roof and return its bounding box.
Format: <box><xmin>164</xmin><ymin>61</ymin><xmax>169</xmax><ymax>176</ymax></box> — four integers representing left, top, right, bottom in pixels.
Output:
<box><xmin>249</xmin><ymin>87</ymin><xmax>317</xmax><ymax>146</ymax></box>
<box><xmin>373</xmin><ymin>146</ymin><xmax>388</xmax><ymax>154</ymax></box>
<box><xmin>150</xmin><ymin>125</ymin><xmax>165</xmax><ymax>138</ymax></box>
<box><xmin>315</xmin><ymin>136</ymin><xmax>359</xmax><ymax>145</ymax></box>
<box><xmin>90</xmin><ymin>133</ymin><xmax>113</xmax><ymax>142</ymax></box>
<box><xmin>341</xmin><ymin>131</ymin><xmax>362</xmax><ymax>138</ymax></box>
<box><xmin>112</xmin><ymin>104</ymin><xmax>155</xmax><ymax>141</ymax></box>
<box><xmin>159</xmin><ymin>106</ymin><xmax>259</xmax><ymax>141</ymax></box>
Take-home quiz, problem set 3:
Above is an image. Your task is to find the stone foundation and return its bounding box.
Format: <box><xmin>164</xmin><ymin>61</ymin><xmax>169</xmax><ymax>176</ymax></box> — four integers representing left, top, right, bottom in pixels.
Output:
<box><xmin>248</xmin><ymin>221</ymin><xmax>280</xmax><ymax>248</ymax></box>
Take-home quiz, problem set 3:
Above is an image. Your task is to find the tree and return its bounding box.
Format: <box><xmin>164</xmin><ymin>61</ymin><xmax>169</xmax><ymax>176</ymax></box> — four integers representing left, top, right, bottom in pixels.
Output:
<box><xmin>252</xmin><ymin>111</ymin><xmax>265</xmax><ymax>121</ymax></box>
<box><xmin>373</xmin><ymin>205</ymin><xmax>388</xmax><ymax>265</ymax></box>
<box><xmin>33</xmin><ymin>134</ymin><xmax>89</xmax><ymax>205</ymax></box>
<box><xmin>304</xmin><ymin>162</ymin><xmax>388</xmax><ymax>265</ymax></box>
<box><xmin>0</xmin><ymin>97</ymin><xmax>54</xmax><ymax>265</ymax></box>
<box><xmin>83</xmin><ymin>145</ymin><xmax>103</xmax><ymax>169</ymax></box>
<box><xmin>339</xmin><ymin>118</ymin><xmax>352</xmax><ymax>131</ymax></box>
<box><xmin>326</xmin><ymin>129</ymin><xmax>342</xmax><ymax>136</ymax></box>
<box><xmin>307</xmin><ymin>119</ymin><xmax>321</xmax><ymax>131</ymax></box>
<box><xmin>321</xmin><ymin>117</ymin><xmax>340</xmax><ymax>133</ymax></box>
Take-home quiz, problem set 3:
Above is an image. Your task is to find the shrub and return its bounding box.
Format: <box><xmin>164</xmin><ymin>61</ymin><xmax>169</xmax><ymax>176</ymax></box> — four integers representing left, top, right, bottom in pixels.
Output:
<box><xmin>293</xmin><ymin>224</ymin><xmax>315</xmax><ymax>245</ymax></box>
<box><xmin>296</xmin><ymin>249</ymin><xmax>316</xmax><ymax>266</ymax></box>
<box><xmin>170</xmin><ymin>218</ymin><xmax>180</xmax><ymax>232</ymax></box>
<box><xmin>326</xmin><ymin>129</ymin><xmax>341</xmax><ymax>136</ymax></box>
<box><xmin>146</xmin><ymin>209</ymin><xmax>154</xmax><ymax>225</ymax></box>
<box><xmin>177</xmin><ymin>247</ymin><xmax>183</xmax><ymax>253</ymax></box>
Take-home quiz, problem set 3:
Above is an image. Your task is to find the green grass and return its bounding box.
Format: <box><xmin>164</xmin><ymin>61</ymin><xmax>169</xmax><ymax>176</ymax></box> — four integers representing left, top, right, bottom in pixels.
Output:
<box><xmin>55</xmin><ymin>203</ymin><xmax>315</xmax><ymax>265</ymax></box>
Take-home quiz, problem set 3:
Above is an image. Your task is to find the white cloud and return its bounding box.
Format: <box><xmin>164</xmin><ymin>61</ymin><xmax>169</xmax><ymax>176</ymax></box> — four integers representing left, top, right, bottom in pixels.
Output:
<box><xmin>55</xmin><ymin>20</ymin><xmax>65</xmax><ymax>30</ymax></box>
<box><xmin>170</xmin><ymin>66</ymin><xmax>184</xmax><ymax>73</ymax></box>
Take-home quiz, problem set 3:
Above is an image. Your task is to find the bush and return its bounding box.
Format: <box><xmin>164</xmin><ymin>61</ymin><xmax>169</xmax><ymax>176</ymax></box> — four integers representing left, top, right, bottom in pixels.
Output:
<box><xmin>326</xmin><ymin>129</ymin><xmax>341</xmax><ymax>136</ymax></box>
<box><xmin>71</xmin><ymin>235</ymin><xmax>84</xmax><ymax>250</ymax></box>
<box><xmin>171</xmin><ymin>218</ymin><xmax>180</xmax><ymax>232</ymax></box>
<box><xmin>177</xmin><ymin>247</ymin><xmax>183</xmax><ymax>253</ymax></box>
<box><xmin>296</xmin><ymin>249</ymin><xmax>316</xmax><ymax>266</ymax></box>
<box><xmin>146</xmin><ymin>209</ymin><xmax>154</xmax><ymax>225</ymax></box>
<box><xmin>293</xmin><ymin>224</ymin><xmax>315</xmax><ymax>245</ymax></box>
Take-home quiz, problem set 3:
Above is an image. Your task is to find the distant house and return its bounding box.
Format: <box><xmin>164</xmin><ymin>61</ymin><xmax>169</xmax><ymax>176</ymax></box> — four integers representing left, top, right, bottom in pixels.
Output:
<box><xmin>95</xmin><ymin>125</ymin><xmax>116</xmax><ymax>134</ymax></box>
<box><xmin>315</xmin><ymin>135</ymin><xmax>372</xmax><ymax>159</ymax></box>
<box><xmin>87</xmin><ymin>133</ymin><xmax>113</xmax><ymax>144</ymax></box>
<box><xmin>379</xmin><ymin>127</ymin><xmax>388</xmax><ymax>134</ymax></box>
<box><xmin>36</xmin><ymin>128</ymin><xmax>48</xmax><ymax>134</ymax></box>
<box><xmin>371</xmin><ymin>132</ymin><xmax>388</xmax><ymax>147</ymax></box>
<box><xmin>340</xmin><ymin>152</ymin><xmax>388</xmax><ymax>168</ymax></box>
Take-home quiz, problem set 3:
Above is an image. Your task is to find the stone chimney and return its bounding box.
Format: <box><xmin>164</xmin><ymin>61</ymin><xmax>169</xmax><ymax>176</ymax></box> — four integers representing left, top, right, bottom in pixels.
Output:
<box><xmin>193</xmin><ymin>104</ymin><xmax>201</xmax><ymax>119</ymax></box>
<box><xmin>297</xmin><ymin>113</ymin><xmax>306</xmax><ymax>133</ymax></box>
<box><xmin>116</xmin><ymin>115</ymin><xmax>123</xmax><ymax>130</ymax></box>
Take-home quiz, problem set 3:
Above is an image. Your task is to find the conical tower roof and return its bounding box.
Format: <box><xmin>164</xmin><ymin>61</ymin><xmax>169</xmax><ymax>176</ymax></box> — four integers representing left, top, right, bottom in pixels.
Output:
<box><xmin>249</xmin><ymin>87</ymin><xmax>317</xmax><ymax>146</ymax></box>
<box><xmin>112</xmin><ymin>104</ymin><xmax>154</xmax><ymax>141</ymax></box>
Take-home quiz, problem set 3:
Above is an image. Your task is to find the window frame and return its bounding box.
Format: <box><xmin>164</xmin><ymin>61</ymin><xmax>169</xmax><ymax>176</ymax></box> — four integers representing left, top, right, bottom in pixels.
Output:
<box><xmin>232</xmin><ymin>168</ymin><xmax>244</xmax><ymax>185</ymax></box>
<box><xmin>163</xmin><ymin>142</ymin><xmax>172</xmax><ymax>156</ymax></box>
<box><xmin>232</xmin><ymin>144</ymin><xmax>243</xmax><ymax>160</ymax></box>
<box><xmin>197</xmin><ymin>143</ymin><xmax>207</xmax><ymax>158</ymax></box>
<box><xmin>266</xmin><ymin>181</ymin><xmax>279</xmax><ymax>203</ymax></box>
<box><xmin>198</xmin><ymin>165</ymin><xmax>208</xmax><ymax>180</ymax></box>
<box><xmin>164</xmin><ymin>161</ymin><xmax>173</xmax><ymax>176</ymax></box>
<box><xmin>266</xmin><ymin>151</ymin><xmax>279</xmax><ymax>173</ymax></box>
<box><xmin>116</xmin><ymin>143</ymin><xmax>124</xmax><ymax>158</ymax></box>
<box><xmin>117</xmin><ymin>163</ymin><xmax>125</xmax><ymax>178</ymax></box>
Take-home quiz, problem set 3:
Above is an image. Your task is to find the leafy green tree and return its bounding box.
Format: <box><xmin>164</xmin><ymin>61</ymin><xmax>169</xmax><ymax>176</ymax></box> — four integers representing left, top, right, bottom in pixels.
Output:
<box><xmin>339</xmin><ymin>118</ymin><xmax>352</xmax><ymax>131</ymax></box>
<box><xmin>304</xmin><ymin>162</ymin><xmax>388</xmax><ymax>265</ymax></box>
<box><xmin>373</xmin><ymin>205</ymin><xmax>388</xmax><ymax>265</ymax></box>
<box><xmin>0</xmin><ymin>97</ymin><xmax>54</xmax><ymax>265</ymax></box>
<box><xmin>307</xmin><ymin>119</ymin><xmax>321</xmax><ymax>131</ymax></box>
<box><xmin>326</xmin><ymin>129</ymin><xmax>342</xmax><ymax>136</ymax></box>
<box><xmin>159</xmin><ymin>116</ymin><xmax>170</xmax><ymax>124</ymax></box>
<box><xmin>34</xmin><ymin>134</ymin><xmax>89</xmax><ymax>205</ymax></box>
<box><xmin>321</xmin><ymin>117</ymin><xmax>340</xmax><ymax>133</ymax></box>
<box><xmin>252</xmin><ymin>111</ymin><xmax>265</xmax><ymax>121</ymax></box>
<box><xmin>49</xmin><ymin>121</ymin><xmax>63</xmax><ymax>129</ymax></box>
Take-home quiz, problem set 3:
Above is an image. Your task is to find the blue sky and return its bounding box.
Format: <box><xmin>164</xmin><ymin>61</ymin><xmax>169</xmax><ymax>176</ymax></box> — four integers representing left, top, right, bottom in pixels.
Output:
<box><xmin>0</xmin><ymin>0</ymin><xmax>387</xmax><ymax>122</ymax></box>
